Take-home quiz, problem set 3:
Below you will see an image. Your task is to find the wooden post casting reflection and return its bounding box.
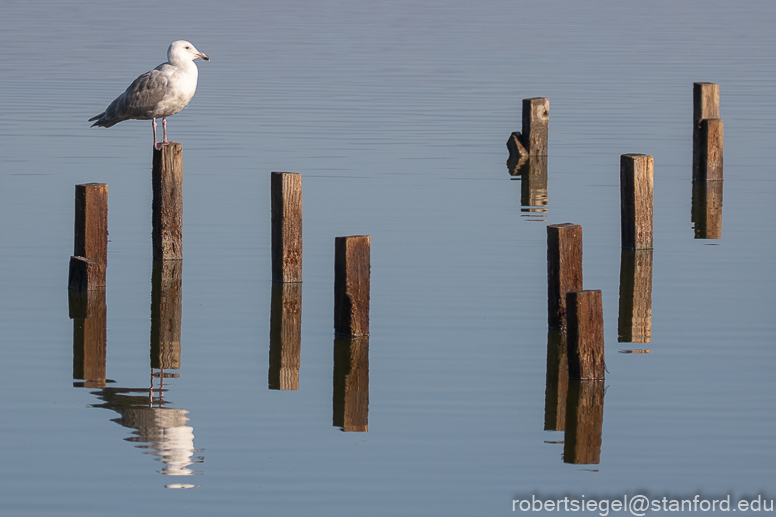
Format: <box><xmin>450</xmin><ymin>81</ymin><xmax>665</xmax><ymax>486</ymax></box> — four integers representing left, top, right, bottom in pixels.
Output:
<box><xmin>70</xmin><ymin>289</ymin><xmax>107</xmax><ymax>388</ymax></box>
<box><xmin>508</xmin><ymin>155</ymin><xmax>548</xmax><ymax>220</ymax></box>
<box><xmin>544</xmin><ymin>330</ymin><xmax>568</xmax><ymax>432</ymax></box>
<box><xmin>333</xmin><ymin>336</ymin><xmax>369</xmax><ymax>432</ymax></box>
<box><xmin>563</xmin><ymin>379</ymin><xmax>605</xmax><ymax>464</ymax></box>
<box><xmin>691</xmin><ymin>180</ymin><xmax>723</xmax><ymax>239</ymax></box>
<box><xmin>269</xmin><ymin>282</ymin><xmax>302</xmax><ymax>390</ymax></box>
<box><xmin>151</xmin><ymin>260</ymin><xmax>182</xmax><ymax>371</ymax></box>
<box><xmin>617</xmin><ymin>249</ymin><xmax>653</xmax><ymax>343</ymax></box>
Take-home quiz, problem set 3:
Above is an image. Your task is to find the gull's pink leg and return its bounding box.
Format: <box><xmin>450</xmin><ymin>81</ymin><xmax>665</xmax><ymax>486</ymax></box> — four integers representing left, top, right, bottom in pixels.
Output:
<box><xmin>152</xmin><ymin>119</ymin><xmax>161</xmax><ymax>150</ymax></box>
<box><xmin>162</xmin><ymin>117</ymin><xmax>168</xmax><ymax>144</ymax></box>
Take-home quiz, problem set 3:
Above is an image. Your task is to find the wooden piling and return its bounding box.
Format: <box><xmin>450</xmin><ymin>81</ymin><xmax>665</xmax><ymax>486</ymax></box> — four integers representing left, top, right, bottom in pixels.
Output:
<box><xmin>620</xmin><ymin>154</ymin><xmax>654</xmax><ymax>250</ymax></box>
<box><xmin>693</xmin><ymin>82</ymin><xmax>720</xmax><ymax>178</ymax></box>
<box><xmin>69</xmin><ymin>183</ymin><xmax>107</xmax><ymax>290</ymax></box>
<box><xmin>544</xmin><ymin>330</ymin><xmax>568</xmax><ymax>432</ymax></box>
<box><xmin>152</xmin><ymin>142</ymin><xmax>183</xmax><ymax>260</ymax></box>
<box><xmin>617</xmin><ymin>249</ymin><xmax>653</xmax><ymax>343</ymax></box>
<box><xmin>563</xmin><ymin>379</ymin><xmax>604</xmax><ymax>464</ymax></box>
<box><xmin>691</xmin><ymin>180</ymin><xmax>723</xmax><ymax>239</ymax></box>
<box><xmin>697</xmin><ymin>118</ymin><xmax>724</xmax><ymax>181</ymax></box>
<box><xmin>271</xmin><ymin>172</ymin><xmax>303</xmax><ymax>282</ymax></box>
<box><xmin>507</xmin><ymin>97</ymin><xmax>549</xmax><ymax>158</ymax></box>
<box><xmin>334</xmin><ymin>235</ymin><xmax>370</xmax><ymax>337</ymax></box>
<box><xmin>547</xmin><ymin>223</ymin><xmax>583</xmax><ymax>330</ymax></box>
<box><xmin>69</xmin><ymin>289</ymin><xmax>107</xmax><ymax>388</ymax></box>
<box><xmin>566</xmin><ymin>290</ymin><xmax>605</xmax><ymax>380</ymax></box>
<box><xmin>150</xmin><ymin>260</ymin><xmax>182</xmax><ymax>370</ymax></box>
<box><xmin>333</xmin><ymin>336</ymin><xmax>369</xmax><ymax>432</ymax></box>
<box><xmin>269</xmin><ymin>282</ymin><xmax>302</xmax><ymax>390</ymax></box>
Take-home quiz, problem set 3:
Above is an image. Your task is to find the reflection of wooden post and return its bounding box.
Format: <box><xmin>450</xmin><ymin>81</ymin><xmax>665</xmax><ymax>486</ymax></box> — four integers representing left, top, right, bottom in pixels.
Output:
<box><xmin>618</xmin><ymin>249</ymin><xmax>653</xmax><ymax>343</ymax></box>
<box><xmin>693</xmin><ymin>82</ymin><xmax>720</xmax><ymax>178</ymax></box>
<box><xmin>269</xmin><ymin>282</ymin><xmax>302</xmax><ymax>390</ymax></box>
<box><xmin>70</xmin><ymin>290</ymin><xmax>107</xmax><ymax>388</ymax></box>
<box><xmin>544</xmin><ymin>330</ymin><xmax>568</xmax><ymax>431</ymax></box>
<box><xmin>150</xmin><ymin>261</ymin><xmax>182</xmax><ymax>370</ymax></box>
<box><xmin>563</xmin><ymin>380</ymin><xmax>604</xmax><ymax>464</ymax></box>
<box><xmin>567</xmin><ymin>290</ymin><xmax>605</xmax><ymax>380</ymax></box>
<box><xmin>334</xmin><ymin>236</ymin><xmax>370</xmax><ymax>336</ymax></box>
<box><xmin>691</xmin><ymin>181</ymin><xmax>723</xmax><ymax>239</ymax></box>
<box><xmin>697</xmin><ymin>118</ymin><xmax>723</xmax><ymax>181</ymax></box>
<box><xmin>271</xmin><ymin>172</ymin><xmax>303</xmax><ymax>282</ymax></box>
<box><xmin>620</xmin><ymin>154</ymin><xmax>654</xmax><ymax>250</ymax></box>
<box><xmin>507</xmin><ymin>97</ymin><xmax>549</xmax><ymax>158</ymax></box>
<box><xmin>333</xmin><ymin>336</ymin><xmax>369</xmax><ymax>432</ymax></box>
<box><xmin>69</xmin><ymin>183</ymin><xmax>108</xmax><ymax>291</ymax></box>
<box><xmin>152</xmin><ymin>143</ymin><xmax>183</xmax><ymax>260</ymax></box>
<box><xmin>547</xmin><ymin>223</ymin><xmax>583</xmax><ymax>330</ymax></box>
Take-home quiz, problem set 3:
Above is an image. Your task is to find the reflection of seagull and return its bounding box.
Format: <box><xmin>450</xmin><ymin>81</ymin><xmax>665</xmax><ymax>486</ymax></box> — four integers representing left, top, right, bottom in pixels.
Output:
<box><xmin>89</xmin><ymin>40</ymin><xmax>209</xmax><ymax>149</ymax></box>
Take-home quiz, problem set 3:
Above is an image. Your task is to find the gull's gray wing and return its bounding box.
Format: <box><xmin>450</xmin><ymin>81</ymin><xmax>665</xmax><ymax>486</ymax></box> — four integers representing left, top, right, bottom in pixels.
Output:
<box><xmin>89</xmin><ymin>68</ymin><xmax>169</xmax><ymax>127</ymax></box>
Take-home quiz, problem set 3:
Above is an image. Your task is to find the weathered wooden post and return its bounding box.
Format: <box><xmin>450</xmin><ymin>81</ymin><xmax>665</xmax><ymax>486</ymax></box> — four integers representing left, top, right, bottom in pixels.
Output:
<box><xmin>150</xmin><ymin>260</ymin><xmax>182</xmax><ymax>371</ymax></box>
<box><xmin>617</xmin><ymin>249</ymin><xmax>653</xmax><ymax>343</ymax></box>
<box><xmin>547</xmin><ymin>223</ymin><xmax>583</xmax><ymax>330</ymax></box>
<box><xmin>693</xmin><ymin>82</ymin><xmax>720</xmax><ymax>180</ymax></box>
<box><xmin>544</xmin><ymin>330</ymin><xmax>568</xmax><ymax>432</ymax></box>
<box><xmin>691</xmin><ymin>180</ymin><xmax>723</xmax><ymax>239</ymax></box>
<box><xmin>269</xmin><ymin>282</ymin><xmax>302</xmax><ymax>390</ymax></box>
<box><xmin>563</xmin><ymin>379</ymin><xmax>605</xmax><ymax>464</ymax></box>
<box><xmin>69</xmin><ymin>289</ymin><xmax>107</xmax><ymax>388</ymax></box>
<box><xmin>697</xmin><ymin>118</ymin><xmax>724</xmax><ymax>181</ymax></box>
<box><xmin>620</xmin><ymin>154</ymin><xmax>654</xmax><ymax>250</ymax></box>
<box><xmin>566</xmin><ymin>290</ymin><xmax>605</xmax><ymax>380</ymax></box>
<box><xmin>334</xmin><ymin>235</ymin><xmax>370</xmax><ymax>336</ymax></box>
<box><xmin>507</xmin><ymin>97</ymin><xmax>550</xmax><ymax>158</ymax></box>
<box><xmin>152</xmin><ymin>143</ymin><xmax>183</xmax><ymax>260</ymax></box>
<box><xmin>271</xmin><ymin>172</ymin><xmax>303</xmax><ymax>283</ymax></box>
<box><xmin>333</xmin><ymin>336</ymin><xmax>369</xmax><ymax>432</ymax></box>
<box><xmin>68</xmin><ymin>183</ymin><xmax>108</xmax><ymax>291</ymax></box>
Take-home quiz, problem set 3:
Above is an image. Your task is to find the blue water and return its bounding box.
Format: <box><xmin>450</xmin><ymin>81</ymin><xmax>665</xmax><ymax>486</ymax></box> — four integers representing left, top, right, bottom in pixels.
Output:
<box><xmin>0</xmin><ymin>0</ymin><xmax>774</xmax><ymax>515</ymax></box>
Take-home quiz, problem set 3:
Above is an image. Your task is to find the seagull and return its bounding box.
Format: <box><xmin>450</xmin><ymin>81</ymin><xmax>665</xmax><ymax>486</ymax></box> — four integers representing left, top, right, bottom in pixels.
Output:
<box><xmin>89</xmin><ymin>40</ymin><xmax>209</xmax><ymax>150</ymax></box>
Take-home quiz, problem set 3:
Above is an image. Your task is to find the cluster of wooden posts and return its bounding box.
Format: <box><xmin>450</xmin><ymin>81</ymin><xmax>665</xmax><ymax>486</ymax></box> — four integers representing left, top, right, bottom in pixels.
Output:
<box><xmin>510</xmin><ymin>83</ymin><xmax>724</xmax><ymax>464</ymax></box>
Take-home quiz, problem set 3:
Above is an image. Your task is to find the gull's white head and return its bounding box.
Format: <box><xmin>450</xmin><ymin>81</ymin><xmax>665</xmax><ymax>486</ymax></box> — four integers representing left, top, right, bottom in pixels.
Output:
<box><xmin>167</xmin><ymin>40</ymin><xmax>210</xmax><ymax>66</ymax></box>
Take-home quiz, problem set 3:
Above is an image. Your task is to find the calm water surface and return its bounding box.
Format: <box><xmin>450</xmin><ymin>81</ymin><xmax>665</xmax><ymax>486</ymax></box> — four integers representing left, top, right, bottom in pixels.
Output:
<box><xmin>0</xmin><ymin>1</ymin><xmax>774</xmax><ymax>515</ymax></box>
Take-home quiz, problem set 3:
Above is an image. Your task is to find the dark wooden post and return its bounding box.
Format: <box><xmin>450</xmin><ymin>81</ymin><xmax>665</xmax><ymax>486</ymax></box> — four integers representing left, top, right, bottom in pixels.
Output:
<box><xmin>271</xmin><ymin>172</ymin><xmax>303</xmax><ymax>283</ymax></box>
<box><xmin>697</xmin><ymin>118</ymin><xmax>724</xmax><ymax>181</ymax></box>
<box><xmin>507</xmin><ymin>97</ymin><xmax>549</xmax><ymax>158</ymax></box>
<box><xmin>150</xmin><ymin>260</ymin><xmax>182</xmax><ymax>371</ymax></box>
<box><xmin>544</xmin><ymin>330</ymin><xmax>568</xmax><ymax>432</ymax></box>
<box><xmin>333</xmin><ymin>336</ymin><xmax>369</xmax><ymax>432</ymax></box>
<box><xmin>617</xmin><ymin>249</ymin><xmax>653</xmax><ymax>343</ymax></box>
<box><xmin>269</xmin><ymin>282</ymin><xmax>302</xmax><ymax>390</ymax></box>
<box><xmin>693</xmin><ymin>82</ymin><xmax>720</xmax><ymax>178</ymax></box>
<box><xmin>152</xmin><ymin>142</ymin><xmax>183</xmax><ymax>260</ymax></box>
<box><xmin>691</xmin><ymin>181</ymin><xmax>723</xmax><ymax>239</ymax></box>
<box><xmin>566</xmin><ymin>290</ymin><xmax>605</xmax><ymax>380</ymax></box>
<box><xmin>69</xmin><ymin>289</ymin><xmax>107</xmax><ymax>388</ymax></box>
<box><xmin>620</xmin><ymin>154</ymin><xmax>654</xmax><ymax>250</ymax></box>
<box><xmin>563</xmin><ymin>380</ymin><xmax>605</xmax><ymax>464</ymax></box>
<box><xmin>334</xmin><ymin>235</ymin><xmax>370</xmax><ymax>337</ymax></box>
<box><xmin>69</xmin><ymin>183</ymin><xmax>108</xmax><ymax>291</ymax></box>
<box><xmin>547</xmin><ymin>223</ymin><xmax>583</xmax><ymax>330</ymax></box>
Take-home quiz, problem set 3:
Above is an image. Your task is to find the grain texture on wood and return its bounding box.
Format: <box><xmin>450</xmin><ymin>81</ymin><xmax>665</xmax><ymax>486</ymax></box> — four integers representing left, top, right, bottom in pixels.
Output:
<box><xmin>693</xmin><ymin>82</ymin><xmax>720</xmax><ymax>177</ymax></box>
<box><xmin>691</xmin><ymin>180</ymin><xmax>723</xmax><ymax>239</ymax></box>
<box><xmin>70</xmin><ymin>289</ymin><xmax>107</xmax><ymax>388</ymax></box>
<box><xmin>150</xmin><ymin>260</ymin><xmax>182</xmax><ymax>370</ymax></box>
<box><xmin>566</xmin><ymin>290</ymin><xmax>605</xmax><ymax>380</ymax></box>
<box><xmin>68</xmin><ymin>256</ymin><xmax>102</xmax><ymax>292</ymax></box>
<box><xmin>698</xmin><ymin>118</ymin><xmax>724</xmax><ymax>181</ymax></box>
<box><xmin>563</xmin><ymin>380</ymin><xmax>605</xmax><ymax>464</ymax></box>
<box><xmin>269</xmin><ymin>282</ymin><xmax>302</xmax><ymax>390</ymax></box>
<box><xmin>620</xmin><ymin>154</ymin><xmax>654</xmax><ymax>250</ymax></box>
<box><xmin>72</xmin><ymin>183</ymin><xmax>108</xmax><ymax>287</ymax></box>
<box><xmin>547</xmin><ymin>223</ymin><xmax>583</xmax><ymax>330</ymax></box>
<box><xmin>507</xmin><ymin>97</ymin><xmax>549</xmax><ymax>158</ymax></box>
<box><xmin>152</xmin><ymin>142</ymin><xmax>183</xmax><ymax>260</ymax></box>
<box><xmin>333</xmin><ymin>336</ymin><xmax>369</xmax><ymax>432</ymax></box>
<box><xmin>334</xmin><ymin>235</ymin><xmax>371</xmax><ymax>336</ymax></box>
<box><xmin>271</xmin><ymin>172</ymin><xmax>303</xmax><ymax>282</ymax></box>
<box><xmin>617</xmin><ymin>249</ymin><xmax>653</xmax><ymax>343</ymax></box>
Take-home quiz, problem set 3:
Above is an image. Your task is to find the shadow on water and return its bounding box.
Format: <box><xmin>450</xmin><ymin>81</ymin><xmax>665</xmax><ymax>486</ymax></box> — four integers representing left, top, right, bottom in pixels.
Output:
<box><xmin>507</xmin><ymin>155</ymin><xmax>548</xmax><ymax>221</ymax></box>
<box><xmin>333</xmin><ymin>336</ymin><xmax>369</xmax><ymax>432</ymax></box>
<box><xmin>70</xmin><ymin>260</ymin><xmax>203</xmax><ymax>488</ymax></box>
